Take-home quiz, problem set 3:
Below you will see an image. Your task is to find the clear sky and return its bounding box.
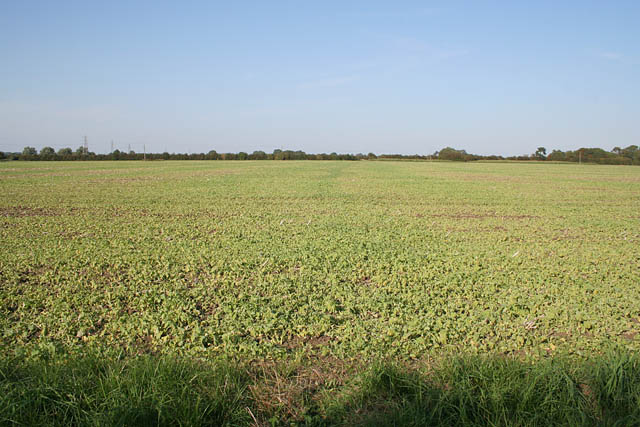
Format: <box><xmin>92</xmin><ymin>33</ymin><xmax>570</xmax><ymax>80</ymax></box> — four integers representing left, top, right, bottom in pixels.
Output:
<box><xmin>1</xmin><ymin>1</ymin><xmax>638</xmax><ymax>156</ymax></box>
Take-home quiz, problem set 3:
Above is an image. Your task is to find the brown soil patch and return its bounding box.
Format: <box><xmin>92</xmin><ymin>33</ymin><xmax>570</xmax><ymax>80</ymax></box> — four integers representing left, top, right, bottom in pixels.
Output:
<box><xmin>249</xmin><ymin>356</ymin><xmax>352</xmax><ymax>423</ymax></box>
<box><xmin>359</xmin><ymin>276</ymin><xmax>373</xmax><ymax>286</ymax></box>
<box><xmin>430</xmin><ymin>213</ymin><xmax>538</xmax><ymax>220</ymax></box>
<box><xmin>109</xmin><ymin>207</ymin><xmax>225</xmax><ymax>220</ymax></box>
<box><xmin>0</xmin><ymin>206</ymin><xmax>60</xmax><ymax>218</ymax></box>
<box><xmin>86</xmin><ymin>176</ymin><xmax>158</xmax><ymax>184</ymax></box>
<box><xmin>434</xmin><ymin>172</ymin><xmax>525</xmax><ymax>183</ymax></box>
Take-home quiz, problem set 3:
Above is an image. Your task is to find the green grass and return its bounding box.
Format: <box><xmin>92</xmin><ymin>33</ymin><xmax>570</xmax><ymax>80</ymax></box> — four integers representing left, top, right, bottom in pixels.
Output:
<box><xmin>1</xmin><ymin>160</ymin><xmax>639</xmax><ymax>424</ymax></box>
<box><xmin>0</xmin><ymin>353</ymin><xmax>252</xmax><ymax>426</ymax></box>
<box><xmin>330</xmin><ymin>350</ymin><xmax>640</xmax><ymax>426</ymax></box>
<box><xmin>1</xmin><ymin>350</ymin><xmax>639</xmax><ymax>425</ymax></box>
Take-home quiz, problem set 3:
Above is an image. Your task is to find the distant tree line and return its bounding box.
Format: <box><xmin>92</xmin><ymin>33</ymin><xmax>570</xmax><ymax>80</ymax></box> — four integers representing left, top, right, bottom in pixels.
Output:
<box><xmin>545</xmin><ymin>146</ymin><xmax>639</xmax><ymax>165</ymax></box>
<box><xmin>1</xmin><ymin>145</ymin><xmax>639</xmax><ymax>165</ymax></box>
<box><xmin>380</xmin><ymin>145</ymin><xmax>640</xmax><ymax>165</ymax></box>
<box><xmin>1</xmin><ymin>147</ymin><xmax>364</xmax><ymax>161</ymax></box>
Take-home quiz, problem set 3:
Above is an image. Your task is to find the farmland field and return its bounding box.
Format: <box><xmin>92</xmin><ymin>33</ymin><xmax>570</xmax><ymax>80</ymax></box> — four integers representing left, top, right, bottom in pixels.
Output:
<box><xmin>1</xmin><ymin>160</ymin><xmax>640</xmax><ymax>425</ymax></box>
<box><xmin>1</xmin><ymin>160</ymin><xmax>639</xmax><ymax>360</ymax></box>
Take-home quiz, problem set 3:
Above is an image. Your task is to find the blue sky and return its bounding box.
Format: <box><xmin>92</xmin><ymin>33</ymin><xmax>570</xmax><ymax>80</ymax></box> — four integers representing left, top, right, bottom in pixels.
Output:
<box><xmin>1</xmin><ymin>1</ymin><xmax>638</xmax><ymax>155</ymax></box>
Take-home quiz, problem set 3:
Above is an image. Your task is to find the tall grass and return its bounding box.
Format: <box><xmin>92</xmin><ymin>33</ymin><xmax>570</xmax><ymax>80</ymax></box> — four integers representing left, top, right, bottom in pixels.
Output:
<box><xmin>0</xmin><ymin>354</ymin><xmax>252</xmax><ymax>426</ymax></box>
<box><xmin>590</xmin><ymin>350</ymin><xmax>640</xmax><ymax>425</ymax></box>
<box><xmin>329</xmin><ymin>358</ymin><xmax>593</xmax><ymax>426</ymax></box>
<box><xmin>1</xmin><ymin>351</ymin><xmax>639</xmax><ymax>426</ymax></box>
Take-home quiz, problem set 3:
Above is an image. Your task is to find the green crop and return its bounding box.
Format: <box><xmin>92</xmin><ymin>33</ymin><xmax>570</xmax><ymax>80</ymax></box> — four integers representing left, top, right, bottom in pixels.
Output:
<box><xmin>1</xmin><ymin>160</ymin><xmax>639</xmax><ymax>361</ymax></box>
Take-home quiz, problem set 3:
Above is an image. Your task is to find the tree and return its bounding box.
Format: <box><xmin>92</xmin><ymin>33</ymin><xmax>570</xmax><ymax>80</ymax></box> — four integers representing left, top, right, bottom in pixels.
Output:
<box><xmin>40</xmin><ymin>147</ymin><xmax>55</xmax><ymax>156</ymax></box>
<box><xmin>250</xmin><ymin>150</ymin><xmax>266</xmax><ymax>160</ymax></box>
<box><xmin>58</xmin><ymin>147</ymin><xmax>73</xmax><ymax>156</ymax></box>
<box><xmin>22</xmin><ymin>146</ymin><xmax>37</xmax><ymax>156</ymax></box>
<box><xmin>272</xmin><ymin>149</ymin><xmax>284</xmax><ymax>160</ymax></box>
<box><xmin>621</xmin><ymin>145</ymin><xmax>638</xmax><ymax>160</ymax></box>
<box><xmin>534</xmin><ymin>147</ymin><xmax>547</xmax><ymax>160</ymax></box>
<box><xmin>547</xmin><ymin>150</ymin><xmax>565</xmax><ymax>161</ymax></box>
<box><xmin>75</xmin><ymin>146</ymin><xmax>86</xmax><ymax>155</ymax></box>
<box><xmin>437</xmin><ymin>147</ymin><xmax>469</xmax><ymax>161</ymax></box>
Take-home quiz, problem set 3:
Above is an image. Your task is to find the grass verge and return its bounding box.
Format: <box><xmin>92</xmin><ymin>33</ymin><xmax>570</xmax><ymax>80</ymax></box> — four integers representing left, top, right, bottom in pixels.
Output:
<box><xmin>1</xmin><ymin>350</ymin><xmax>639</xmax><ymax>426</ymax></box>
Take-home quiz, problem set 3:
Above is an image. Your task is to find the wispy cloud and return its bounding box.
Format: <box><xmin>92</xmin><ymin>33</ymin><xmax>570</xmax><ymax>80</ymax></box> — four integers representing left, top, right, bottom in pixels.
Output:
<box><xmin>595</xmin><ymin>51</ymin><xmax>622</xmax><ymax>60</ymax></box>
<box><xmin>433</xmin><ymin>48</ymin><xmax>469</xmax><ymax>60</ymax></box>
<box><xmin>388</xmin><ymin>36</ymin><xmax>469</xmax><ymax>60</ymax></box>
<box><xmin>298</xmin><ymin>75</ymin><xmax>360</xmax><ymax>89</ymax></box>
<box><xmin>347</xmin><ymin>7</ymin><xmax>442</xmax><ymax>20</ymax></box>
